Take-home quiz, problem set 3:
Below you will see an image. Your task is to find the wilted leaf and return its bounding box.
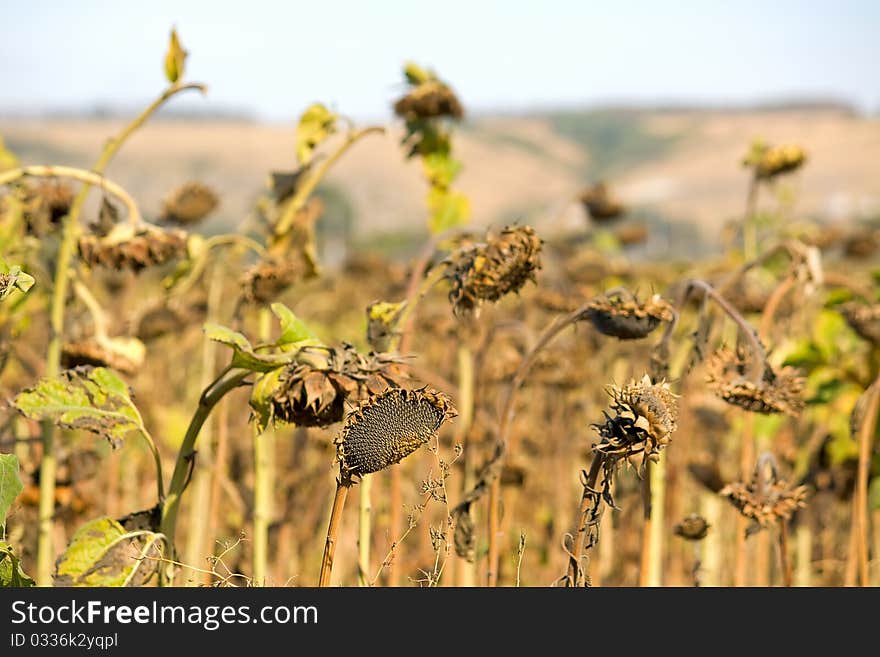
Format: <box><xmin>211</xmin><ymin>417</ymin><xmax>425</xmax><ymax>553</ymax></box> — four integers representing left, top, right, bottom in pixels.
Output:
<box><xmin>427</xmin><ymin>187</ymin><xmax>470</xmax><ymax>234</ymax></box>
<box><xmin>14</xmin><ymin>367</ymin><xmax>142</xmax><ymax>448</ymax></box>
<box><xmin>0</xmin><ymin>259</ymin><xmax>35</xmax><ymax>301</ymax></box>
<box><xmin>55</xmin><ymin>517</ymin><xmax>163</xmax><ymax>586</ymax></box>
<box><xmin>296</xmin><ymin>103</ymin><xmax>337</xmax><ymax>165</ymax></box>
<box><xmin>164</xmin><ymin>27</ymin><xmax>187</xmax><ymax>84</ymax></box>
<box><xmin>269</xmin><ymin>168</ymin><xmax>309</xmax><ymax>204</ymax></box>
<box><xmin>0</xmin><ymin>542</ymin><xmax>34</xmax><ymax>587</ymax></box>
<box><xmin>271</xmin><ymin>302</ymin><xmax>320</xmax><ymax>348</ymax></box>
<box><xmin>0</xmin><ymin>454</ymin><xmax>23</xmax><ymax>529</ymax></box>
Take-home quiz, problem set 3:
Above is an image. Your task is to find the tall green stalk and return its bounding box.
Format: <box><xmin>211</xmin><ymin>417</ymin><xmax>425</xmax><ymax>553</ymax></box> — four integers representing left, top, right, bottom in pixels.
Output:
<box><xmin>252</xmin><ymin>308</ymin><xmax>276</xmax><ymax>585</ymax></box>
<box><xmin>31</xmin><ymin>82</ymin><xmax>205</xmax><ymax>586</ymax></box>
<box><xmin>182</xmin><ymin>262</ymin><xmax>224</xmax><ymax>582</ymax></box>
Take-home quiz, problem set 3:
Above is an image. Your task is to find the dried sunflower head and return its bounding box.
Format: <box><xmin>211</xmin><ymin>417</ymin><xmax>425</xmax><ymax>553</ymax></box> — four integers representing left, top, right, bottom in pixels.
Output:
<box><xmin>743</xmin><ymin>142</ymin><xmax>807</xmax><ymax>180</ymax></box>
<box><xmin>687</xmin><ymin>461</ymin><xmax>726</xmax><ymax>494</ymax></box>
<box><xmin>255</xmin><ymin>344</ymin><xmax>403</xmax><ymax>428</ymax></box>
<box><xmin>838</xmin><ymin>302</ymin><xmax>880</xmax><ymax>346</ymax></box>
<box><xmin>721</xmin><ymin>462</ymin><xmax>808</xmax><ymax>531</ymax></box>
<box><xmin>394</xmin><ymin>80</ymin><xmax>464</xmax><ymax>121</ymax></box>
<box><xmin>705</xmin><ymin>347</ymin><xmax>804</xmax><ymax>416</ymax></box>
<box><xmin>674</xmin><ymin>514</ymin><xmax>710</xmax><ymax>541</ymax></box>
<box><xmin>336</xmin><ymin>387</ymin><xmax>456</xmax><ymax>478</ymax></box>
<box><xmin>159</xmin><ymin>181</ymin><xmax>219</xmax><ymax>225</ymax></box>
<box><xmin>583</xmin><ymin>290</ymin><xmax>674</xmax><ymax>340</ymax></box>
<box><xmin>592</xmin><ymin>375</ymin><xmax>678</xmax><ymax>469</ymax></box>
<box><xmin>444</xmin><ymin>225</ymin><xmax>542</xmax><ymax>317</ymax></box>
<box><xmin>239</xmin><ymin>258</ymin><xmax>304</xmax><ymax>304</ymax></box>
<box><xmin>61</xmin><ymin>340</ymin><xmax>140</xmax><ymax>375</ymax></box>
<box><xmin>21</xmin><ymin>180</ymin><xmax>74</xmax><ymax>235</ymax></box>
<box><xmin>579</xmin><ymin>182</ymin><xmax>624</xmax><ymax>222</ymax></box>
<box><xmin>78</xmin><ymin>224</ymin><xmax>188</xmax><ymax>272</ymax></box>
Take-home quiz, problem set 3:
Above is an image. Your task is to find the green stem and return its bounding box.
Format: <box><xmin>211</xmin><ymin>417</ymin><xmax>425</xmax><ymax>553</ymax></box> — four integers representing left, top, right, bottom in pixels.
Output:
<box><xmin>159</xmin><ymin>367</ymin><xmax>250</xmax><ymax>584</ymax></box>
<box><xmin>252</xmin><ymin>309</ymin><xmax>275</xmax><ymax>586</ymax></box>
<box><xmin>182</xmin><ymin>262</ymin><xmax>223</xmax><ymax>582</ymax></box>
<box><xmin>273</xmin><ymin>126</ymin><xmax>384</xmax><ymax>240</ymax></box>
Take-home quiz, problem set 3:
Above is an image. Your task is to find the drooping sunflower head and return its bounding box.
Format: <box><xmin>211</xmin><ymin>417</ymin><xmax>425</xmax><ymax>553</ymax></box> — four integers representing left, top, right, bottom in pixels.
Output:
<box><xmin>578</xmin><ymin>182</ymin><xmax>625</xmax><ymax>222</ymax></box>
<box><xmin>444</xmin><ymin>225</ymin><xmax>542</xmax><ymax>317</ymax></box>
<box><xmin>255</xmin><ymin>345</ymin><xmax>404</xmax><ymax>429</ymax></box>
<box><xmin>19</xmin><ymin>179</ymin><xmax>75</xmax><ymax>236</ymax></box>
<box><xmin>743</xmin><ymin>141</ymin><xmax>807</xmax><ymax>180</ymax></box>
<box><xmin>674</xmin><ymin>514</ymin><xmax>710</xmax><ymax>541</ymax></box>
<box><xmin>159</xmin><ymin>181</ymin><xmax>219</xmax><ymax>225</ymax></box>
<box><xmin>336</xmin><ymin>387</ymin><xmax>457</xmax><ymax>478</ymax></box>
<box><xmin>394</xmin><ymin>80</ymin><xmax>464</xmax><ymax>121</ymax></box>
<box><xmin>592</xmin><ymin>375</ymin><xmax>678</xmax><ymax>468</ymax></box>
<box><xmin>78</xmin><ymin>224</ymin><xmax>188</xmax><ymax>272</ymax></box>
<box><xmin>239</xmin><ymin>258</ymin><xmax>305</xmax><ymax>304</ymax></box>
<box><xmin>583</xmin><ymin>290</ymin><xmax>674</xmax><ymax>340</ymax></box>
<box><xmin>720</xmin><ymin>457</ymin><xmax>808</xmax><ymax>531</ymax></box>
<box><xmin>705</xmin><ymin>347</ymin><xmax>804</xmax><ymax>416</ymax></box>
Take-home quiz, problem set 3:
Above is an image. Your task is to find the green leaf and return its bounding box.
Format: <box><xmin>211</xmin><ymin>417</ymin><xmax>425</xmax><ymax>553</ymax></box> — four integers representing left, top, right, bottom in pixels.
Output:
<box><xmin>403</xmin><ymin>61</ymin><xmax>435</xmax><ymax>85</ymax></box>
<box><xmin>427</xmin><ymin>187</ymin><xmax>470</xmax><ymax>234</ymax></box>
<box><xmin>0</xmin><ymin>542</ymin><xmax>34</xmax><ymax>587</ymax></box>
<box><xmin>0</xmin><ymin>454</ymin><xmax>23</xmax><ymax>530</ymax></box>
<box><xmin>250</xmin><ymin>366</ymin><xmax>285</xmax><ymax>433</ymax></box>
<box><xmin>204</xmin><ymin>322</ymin><xmax>297</xmax><ymax>372</ymax></box>
<box><xmin>14</xmin><ymin>367</ymin><xmax>142</xmax><ymax>448</ymax></box>
<box><xmin>271</xmin><ymin>303</ymin><xmax>320</xmax><ymax>348</ymax></box>
<box><xmin>164</xmin><ymin>27</ymin><xmax>187</xmax><ymax>84</ymax></box>
<box><xmin>55</xmin><ymin>517</ymin><xmax>163</xmax><ymax>586</ymax></box>
<box><xmin>296</xmin><ymin>103</ymin><xmax>337</xmax><ymax>166</ymax></box>
<box><xmin>0</xmin><ymin>259</ymin><xmax>35</xmax><ymax>301</ymax></box>
<box><xmin>422</xmin><ymin>153</ymin><xmax>462</xmax><ymax>189</ymax></box>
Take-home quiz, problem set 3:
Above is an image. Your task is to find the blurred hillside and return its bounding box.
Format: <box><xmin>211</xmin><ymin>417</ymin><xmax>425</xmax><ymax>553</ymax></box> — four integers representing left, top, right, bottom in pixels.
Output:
<box><xmin>3</xmin><ymin>104</ymin><xmax>879</xmax><ymax>259</ymax></box>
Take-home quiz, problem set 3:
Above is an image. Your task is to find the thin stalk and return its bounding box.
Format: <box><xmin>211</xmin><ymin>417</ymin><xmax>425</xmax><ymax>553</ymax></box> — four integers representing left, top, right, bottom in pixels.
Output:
<box><xmin>779</xmin><ymin>521</ymin><xmax>793</xmax><ymax>587</ymax></box>
<box><xmin>743</xmin><ymin>174</ymin><xmax>759</xmax><ymax>261</ymax></box>
<box><xmin>566</xmin><ymin>454</ymin><xmax>605</xmax><ymax>586</ymax></box>
<box><xmin>183</xmin><ymin>262</ymin><xmax>223</xmax><ymax>582</ymax></box>
<box><xmin>734</xmin><ymin>414</ymin><xmax>755</xmax><ymax>587</ymax></box>
<box><xmin>357</xmin><ymin>474</ymin><xmax>373</xmax><ymax>586</ymax></box>
<box><xmin>795</xmin><ymin>522</ymin><xmax>812</xmax><ymax>587</ymax></box>
<box><xmin>455</xmin><ymin>342</ymin><xmax>477</xmax><ymax>587</ymax></box>
<box><xmin>252</xmin><ymin>308</ymin><xmax>275</xmax><ymax>586</ymax></box>
<box><xmin>319</xmin><ymin>476</ymin><xmax>352</xmax><ymax>586</ymax></box>
<box><xmin>273</xmin><ymin>127</ymin><xmax>384</xmax><ymax>240</ymax></box>
<box><xmin>852</xmin><ymin>377</ymin><xmax>879</xmax><ymax>586</ymax></box>
<box><xmin>700</xmin><ymin>493</ymin><xmax>722</xmax><ymax>586</ymax></box>
<box><xmin>14</xmin><ymin>82</ymin><xmax>204</xmax><ymax>586</ymax></box>
<box><xmin>640</xmin><ymin>453</ymin><xmax>666</xmax><ymax>586</ymax></box>
<box><xmin>159</xmin><ymin>367</ymin><xmax>251</xmax><ymax>584</ymax></box>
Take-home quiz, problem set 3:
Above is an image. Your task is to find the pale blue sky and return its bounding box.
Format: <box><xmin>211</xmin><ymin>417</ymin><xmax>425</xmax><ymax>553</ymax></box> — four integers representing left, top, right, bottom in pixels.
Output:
<box><xmin>1</xmin><ymin>0</ymin><xmax>878</xmax><ymax>120</ymax></box>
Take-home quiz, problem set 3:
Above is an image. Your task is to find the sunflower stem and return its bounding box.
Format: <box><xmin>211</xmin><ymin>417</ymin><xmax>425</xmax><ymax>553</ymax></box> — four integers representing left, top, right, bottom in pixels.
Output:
<box><xmin>357</xmin><ymin>474</ymin><xmax>373</xmax><ymax>586</ymax></box>
<box><xmin>319</xmin><ymin>476</ymin><xmax>351</xmax><ymax>586</ymax></box>
<box><xmin>566</xmin><ymin>453</ymin><xmax>605</xmax><ymax>586</ymax></box>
